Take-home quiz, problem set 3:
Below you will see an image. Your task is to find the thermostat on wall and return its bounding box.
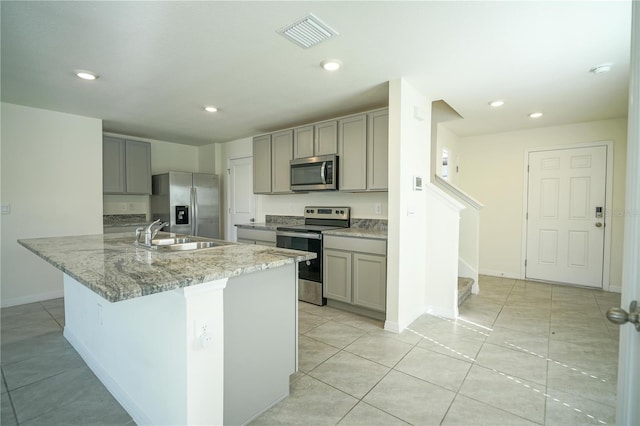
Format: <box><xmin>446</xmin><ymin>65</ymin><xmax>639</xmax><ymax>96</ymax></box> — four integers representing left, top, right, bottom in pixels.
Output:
<box><xmin>413</xmin><ymin>176</ymin><xmax>423</xmax><ymax>191</ymax></box>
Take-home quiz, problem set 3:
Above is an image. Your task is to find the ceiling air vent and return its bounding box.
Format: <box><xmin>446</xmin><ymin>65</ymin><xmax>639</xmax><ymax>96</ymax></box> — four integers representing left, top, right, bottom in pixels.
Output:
<box><xmin>277</xmin><ymin>13</ymin><xmax>339</xmax><ymax>49</ymax></box>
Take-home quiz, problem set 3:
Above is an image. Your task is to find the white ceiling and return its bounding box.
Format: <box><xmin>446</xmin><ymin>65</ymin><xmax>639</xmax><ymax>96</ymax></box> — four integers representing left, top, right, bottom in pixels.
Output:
<box><xmin>1</xmin><ymin>1</ymin><xmax>632</xmax><ymax>146</ymax></box>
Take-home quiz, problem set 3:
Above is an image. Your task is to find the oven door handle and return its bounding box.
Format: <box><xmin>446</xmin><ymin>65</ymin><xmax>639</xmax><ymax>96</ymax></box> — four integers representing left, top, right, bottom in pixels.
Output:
<box><xmin>276</xmin><ymin>231</ymin><xmax>322</xmax><ymax>240</ymax></box>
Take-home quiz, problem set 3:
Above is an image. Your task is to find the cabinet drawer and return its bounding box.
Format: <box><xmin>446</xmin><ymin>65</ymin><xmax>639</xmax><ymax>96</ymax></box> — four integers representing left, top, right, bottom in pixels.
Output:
<box><xmin>324</xmin><ymin>235</ymin><xmax>386</xmax><ymax>255</ymax></box>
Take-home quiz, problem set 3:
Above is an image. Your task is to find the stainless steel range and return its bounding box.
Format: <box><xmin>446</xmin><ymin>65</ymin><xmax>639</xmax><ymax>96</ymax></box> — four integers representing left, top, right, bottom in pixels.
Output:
<box><xmin>276</xmin><ymin>207</ymin><xmax>350</xmax><ymax>305</ymax></box>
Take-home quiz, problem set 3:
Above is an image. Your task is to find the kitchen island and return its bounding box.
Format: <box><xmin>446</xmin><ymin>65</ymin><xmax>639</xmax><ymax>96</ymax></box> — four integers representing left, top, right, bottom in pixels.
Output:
<box><xmin>18</xmin><ymin>232</ymin><xmax>315</xmax><ymax>426</ymax></box>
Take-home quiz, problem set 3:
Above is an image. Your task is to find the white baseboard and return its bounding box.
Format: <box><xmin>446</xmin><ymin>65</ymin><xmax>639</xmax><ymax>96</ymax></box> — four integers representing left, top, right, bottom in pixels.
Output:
<box><xmin>64</xmin><ymin>328</ymin><xmax>151</xmax><ymax>426</ymax></box>
<box><xmin>607</xmin><ymin>284</ymin><xmax>622</xmax><ymax>294</ymax></box>
<box><xmin>479</xmin><ymin>269</ymin><xmax>520</xmax><ymax>280</ymax></box>
<box><xmin>1</xmin><ymin>290</ymin><xmax>64</xmax><ymax>308</ymax></box>
<box><xmin>383</xmin><ymin>321</ymin><xmax>401</xmax><ymax>333</ymax></box>
<box><xmin>424</xmin><ymin>304</ymin><xmax>457</xmax><ymax>320</ymax></box>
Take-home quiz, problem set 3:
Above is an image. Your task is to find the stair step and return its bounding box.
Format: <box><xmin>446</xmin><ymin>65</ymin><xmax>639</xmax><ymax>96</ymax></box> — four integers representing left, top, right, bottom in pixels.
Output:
<box><xmin>458</xmin><ymin>277</ymin><xmax>474</xmax><ymax>307</ymax></box>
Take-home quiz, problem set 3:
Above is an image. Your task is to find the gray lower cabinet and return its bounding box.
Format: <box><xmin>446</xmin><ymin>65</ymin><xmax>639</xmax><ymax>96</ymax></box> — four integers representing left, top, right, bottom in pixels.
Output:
<box><xmin>236</xmin><ymin>227</ymin><xmax>276</xmax><ymax>247</ymax></box>
<box><xmin>103</xmin><ymin>136</ymin><xmax>151</xmax><ymax>194</ymax></box>
<box><xmin>323</xmin><ymin>235</ymin><xmax>387</xmax><ymax>312</ymax></box>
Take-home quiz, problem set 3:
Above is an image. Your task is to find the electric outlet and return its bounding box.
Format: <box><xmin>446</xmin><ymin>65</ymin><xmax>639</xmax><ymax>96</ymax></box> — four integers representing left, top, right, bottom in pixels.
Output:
<box><xmin>128</xmin><ymin>203</ymin><xmax>135</xmax><ymax>211</ymax></box>
<box><xmin>120</xmin><ymin>203</ymin><xmax>127</xmax><ymax>211</ymax></box>
<box><xmin>195</xmin><ymin>320</ymin><xmax>209</xmax><ymax>338</ymax></box>
<box><xmin>374</xmin><ymin>203</ymin><xmax>382</xmax><ymax>214</ymax></box>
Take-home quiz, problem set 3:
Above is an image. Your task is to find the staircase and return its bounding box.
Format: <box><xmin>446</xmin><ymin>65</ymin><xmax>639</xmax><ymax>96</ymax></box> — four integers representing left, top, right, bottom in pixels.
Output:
<box><xmin>458</xmin><ymin>277</ymin><xmax>474</xmax><ymax>306</ymax></box>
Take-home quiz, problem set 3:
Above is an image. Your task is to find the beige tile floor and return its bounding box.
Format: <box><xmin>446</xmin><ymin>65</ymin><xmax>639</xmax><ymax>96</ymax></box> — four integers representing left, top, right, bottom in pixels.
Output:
<box><xmin>252</xmin><ymin>276</ymin><xmax>621</xmax><ymax>426</ymax></box>
<box><xmin>0</xmin><ymin>276</ymin><xmax>620</xmax><ymax>425</ymax></box>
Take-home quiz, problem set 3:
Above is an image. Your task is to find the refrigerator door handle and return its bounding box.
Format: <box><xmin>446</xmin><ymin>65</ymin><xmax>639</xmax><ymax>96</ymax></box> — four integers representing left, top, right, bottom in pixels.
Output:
<box><xmin>189</xmin><ymin>187</ymin><xmax>195</xmax><ymax>236</ymax></box>
<box><xmin>193</xmin><ymin>187</ymin><xmax>199</xmax><ymax>236</ymax></box>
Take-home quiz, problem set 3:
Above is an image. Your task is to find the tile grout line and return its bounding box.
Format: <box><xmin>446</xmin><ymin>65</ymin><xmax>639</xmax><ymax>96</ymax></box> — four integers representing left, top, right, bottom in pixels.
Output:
<box><xmin>1</xmin><ymin>367</ymin><xmax>20</xmax><ymax>425</ymax></box>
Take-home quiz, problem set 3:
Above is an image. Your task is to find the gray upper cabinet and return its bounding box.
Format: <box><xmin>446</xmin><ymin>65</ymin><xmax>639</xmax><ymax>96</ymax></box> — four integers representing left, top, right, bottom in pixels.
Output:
<box><xmin>293</xmin><ymin>121</ymin><xmax>337</xmax><ymax>159</ymax></box>
<box><xmin>125</xmin><ymin>140</ymin><xmax>152</xmax><ymax>194</ymax></box>
<box><xmin>338</xmin><ymin>114</ymin><xmax>368</xmax><ymax>191</ymax></box>
<box><xmin>271</xmin><ymin>130</ymin><xmax>293</xmax><ymax>194</ymax></box>
<box><xmin>253</xmin><ymin>134</ymin><xmax>272</xmax><ymax>194</ymax></box>
<box><xmin>103</xmin><ymin>136</ymin><xmax>151</xmax><ymax>194</ymax></box>
<box><xmin>253</xmin><ymin>108</ymin><xmax>386</xmax><ymax>194</ymax></box>
<box><xmin>293</xmin><ymin>126</ymin><xmax>314</xmax><ymax>159</ymax></box>
<box><xmin>103</xmin><ymin>137</ymin><xmax>126</xmax><ymax>193</ymax></box>
<box><xmin>367</xmin><ymin>109</ymin><xmax>389</xmax><ymax>191</ymax></box>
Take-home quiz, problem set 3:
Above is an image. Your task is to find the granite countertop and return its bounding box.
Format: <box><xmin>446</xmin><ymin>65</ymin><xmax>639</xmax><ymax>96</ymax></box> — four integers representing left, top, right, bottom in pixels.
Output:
<box><xmin>235</xmin><ymin>215</ymin><xmax>304</xmax><ymax>232</ymax></box>
<box><xmin>324</xmin><ymin>218</ymin><xmax>388</xmax><ymax>240</ymax></box>
<box><xmin>18</xmin><ymin>232</ymin><xmax>316</xmax><ymax>303</ymax></box>
<box><xmin>235</xmin><ymin>223</ymin><xmax>280</xmax><ymax>231</ymax></box>
<box><xmin>236</xmin><ymin>216</ymin><xmax>388</xmax><ymax>240</ymax></box>
<box><xmin>323</xmin><ymin>228</ymin><xmax>388</xmax><ymax>240</ymax></box>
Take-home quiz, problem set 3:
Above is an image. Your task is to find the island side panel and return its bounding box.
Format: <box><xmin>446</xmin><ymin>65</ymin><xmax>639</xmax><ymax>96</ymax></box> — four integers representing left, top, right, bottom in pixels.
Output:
<box><xmin>62</xmin><ymin>274</ymin><xmax>226</xmax><ymax>425</ymax></box>
<box><xmin>224</xmin><ymin>262</ymin><xmax>298</xmax><ymax>426</ymax></box>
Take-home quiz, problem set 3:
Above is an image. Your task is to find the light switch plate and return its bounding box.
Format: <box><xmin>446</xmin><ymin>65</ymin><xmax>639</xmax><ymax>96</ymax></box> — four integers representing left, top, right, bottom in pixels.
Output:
<box><xmin>1</xmin><ymin>204</ymin><xmax>10</xmax><ymax>215</ymax></box>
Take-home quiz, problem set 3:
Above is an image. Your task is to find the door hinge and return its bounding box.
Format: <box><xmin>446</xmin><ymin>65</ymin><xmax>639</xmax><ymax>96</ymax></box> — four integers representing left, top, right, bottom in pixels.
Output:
<box><xmin>228</xmin><ymin>207</ymin><xmax>231</xmax><ymax>214</ymax></box>
<box><xmin>526</xmin><ymin>212</ymin><xmax>528</xmax><ymax>220</ymax></box>
<box><xmin>525</xmin><ymin>259</ymin><xmax>528</xmax><ymax>267</ymax></box>
<box><xmin>227</xmin><ymin>168</ymin><xmax>231</xmax><ymax>175</ymax></box>
<box><xmin>527</xmin><ymin>165</ymin><xmax>530</xmax><ymax>173</ymax></box>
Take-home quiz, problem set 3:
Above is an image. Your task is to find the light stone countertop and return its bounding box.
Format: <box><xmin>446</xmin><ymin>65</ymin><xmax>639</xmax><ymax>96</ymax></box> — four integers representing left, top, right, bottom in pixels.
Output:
<box><xmin>18</xmin><ymin>232</ymin><xmax>316</xmax><ymax>303</ymax></box>
<box><xmin>322</xmin><ymin>228</ymin><xmax>388</xmax><ymax>240</ymax></box>
<box><xmin>235</xmin><ymin>223</ymin><xmax>280</xmax><ymax>231</ymax></box>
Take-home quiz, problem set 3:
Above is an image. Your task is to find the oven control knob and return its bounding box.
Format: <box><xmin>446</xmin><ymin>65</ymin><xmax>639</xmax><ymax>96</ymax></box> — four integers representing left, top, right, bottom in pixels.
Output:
<box><xmin>306</xmin><ymin>260</ymin><xmax>311</xmax><ymax>266</ymax></box>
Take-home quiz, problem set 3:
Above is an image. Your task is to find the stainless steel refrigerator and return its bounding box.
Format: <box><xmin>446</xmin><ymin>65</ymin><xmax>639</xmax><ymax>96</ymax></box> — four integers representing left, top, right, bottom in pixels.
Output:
<box><xmin>150</xmin><ymin>171</ymin><xmax>220</xmax><ymax>238</ymax></box>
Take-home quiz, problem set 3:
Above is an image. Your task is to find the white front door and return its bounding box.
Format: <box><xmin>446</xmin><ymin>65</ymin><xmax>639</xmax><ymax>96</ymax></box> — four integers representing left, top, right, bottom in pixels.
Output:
<box><xmin>226</xmin><ymin>156</ymin><xmax>255</xmax><ymax>242</ymax></box>
<box><xmin>525</xmin><ymin>146</ymin><xmax>608</xmax><ymax>288</ymax></box>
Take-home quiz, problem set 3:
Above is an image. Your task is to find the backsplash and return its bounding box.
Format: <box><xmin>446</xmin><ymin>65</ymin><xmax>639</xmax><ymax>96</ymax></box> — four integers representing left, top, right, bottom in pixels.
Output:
<box><xmin>265</xmin><ymin>215</ymin><xmax>304</xmax><ymax>225</ymax></box>
<box><xmin>103</xmin><ymin>214</ymin><xmax>147</xmax><ymax>226</ymax></box>
<box><xmin>350</xmin><ymin>218</ymin><xmax>387</xmax><ymax>231</ymax></box>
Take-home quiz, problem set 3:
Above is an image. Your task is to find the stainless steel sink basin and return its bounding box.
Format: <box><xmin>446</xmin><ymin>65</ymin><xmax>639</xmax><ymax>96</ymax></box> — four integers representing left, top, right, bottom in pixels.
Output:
<box><xmin>152</xmin><ymin>237</ymin><xmax>193</xmax><ymax>246</ymax></box>
<box><xmin>167</xmin><ymin>241</ymin><xmax>227</xmax><ymax>251</ymax></box>
<box><xmin>136</xmin><ymin>234</ymin><xmax>233</xmax><ymax>252</ymax></box>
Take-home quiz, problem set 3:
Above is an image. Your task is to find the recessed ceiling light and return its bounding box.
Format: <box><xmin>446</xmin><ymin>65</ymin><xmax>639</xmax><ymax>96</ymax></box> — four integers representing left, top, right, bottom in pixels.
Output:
<box><xmin>489</xmin><ymin>100</ymin><xmax>505</xmax><ymax>107</ymax></box>
<box><xmin>321</xmin><ymin>59</ymin><xmax>341</xmax><ymax>71</ymax></box>
<box><xmin>75</xmin><ymin>70</ymin><xmax>98</xmax><ymax>80</ymax></box>
<box><xmin>590</xmin><ymin>63</ymin><xmax>613</xmax><ymax>74</ymax></box>
<box><xmin>204</xmin><ymin>106</ymin><xmax>218</xmax><ymax>113</ymax></box>
<box><xmin>529</xmin><ymin>112</ymin><xmax>543</xmax><ymax>119</ymax></box>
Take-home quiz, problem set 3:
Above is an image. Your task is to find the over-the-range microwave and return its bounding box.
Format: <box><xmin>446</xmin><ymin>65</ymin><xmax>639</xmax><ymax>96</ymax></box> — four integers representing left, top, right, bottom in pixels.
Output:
<box><xmin>290</xmin><ymin>154</ymin><xmax>338</xmax><ymax>191</ymax></box>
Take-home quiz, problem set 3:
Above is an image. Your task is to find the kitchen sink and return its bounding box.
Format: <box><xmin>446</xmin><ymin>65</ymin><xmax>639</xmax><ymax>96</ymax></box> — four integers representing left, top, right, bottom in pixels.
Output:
<box><xmin>166</xmin><ymin>241</ymin><xmax>227</xmax><ymax>251</ymax></box>
<box><xmin>135</xmin><ymin>234</ymin><xmax>234</xmax><ymax>252</ymax></box>
<box><xmin>151</xmin><ymin>237</ymin><xmax>193</xmax><ymax>246</ymax></box>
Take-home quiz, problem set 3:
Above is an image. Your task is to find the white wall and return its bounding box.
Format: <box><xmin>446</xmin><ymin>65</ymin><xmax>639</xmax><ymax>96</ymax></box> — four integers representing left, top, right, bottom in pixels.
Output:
<box><xmin>456</xmin><ymin>118</ymin><xmax>627</xmax><ymax>289</ymax></box>
<box><xmin>198</xmin><ymin>143</ymin><xmax>216</xmax><ymax>174</ymax></box>
<box><xmin>1</xmin><ymin>103</ymin><xmax>103</xmax><ymax>307</ymax></box>
<box><xmin>385</xmin><ymin>79</ymin><xmax>431</xmax><ymax>331</ymax></box>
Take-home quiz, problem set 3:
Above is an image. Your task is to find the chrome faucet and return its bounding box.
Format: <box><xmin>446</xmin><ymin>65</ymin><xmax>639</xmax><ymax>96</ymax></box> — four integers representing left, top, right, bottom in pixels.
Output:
<box><xmin>135</xmin><ymin>219</ymin><xmax>169</xmax><ymax>247</ymax></box>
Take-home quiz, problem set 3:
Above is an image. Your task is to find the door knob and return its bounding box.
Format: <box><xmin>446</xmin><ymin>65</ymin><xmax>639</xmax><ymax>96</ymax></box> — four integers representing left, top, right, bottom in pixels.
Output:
<box><xmin>595</xmin><ymin>222</ymin><xmax>603</xmax><ymax>227</ymax></box>
<box><xmin>606</xmin><ymin>300</ymin><xmax>640</xmax><ymax>331</ymax></box>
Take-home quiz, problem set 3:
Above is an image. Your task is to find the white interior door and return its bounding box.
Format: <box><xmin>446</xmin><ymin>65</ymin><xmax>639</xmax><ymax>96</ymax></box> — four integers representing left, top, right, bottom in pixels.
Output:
<box><xmin>613</xmin><ymin>3</ymin><xmax>640</xmax><ymax>422</ymax></box>
<box><xmin>525</xmin><ymin>146</ymin><xmax>607</xmax><ymax>288</ymax></box>
<box><xmin>227</xmin><ymin>157</ymin><xmax>255</xmax><ymax>242</ymax></box>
